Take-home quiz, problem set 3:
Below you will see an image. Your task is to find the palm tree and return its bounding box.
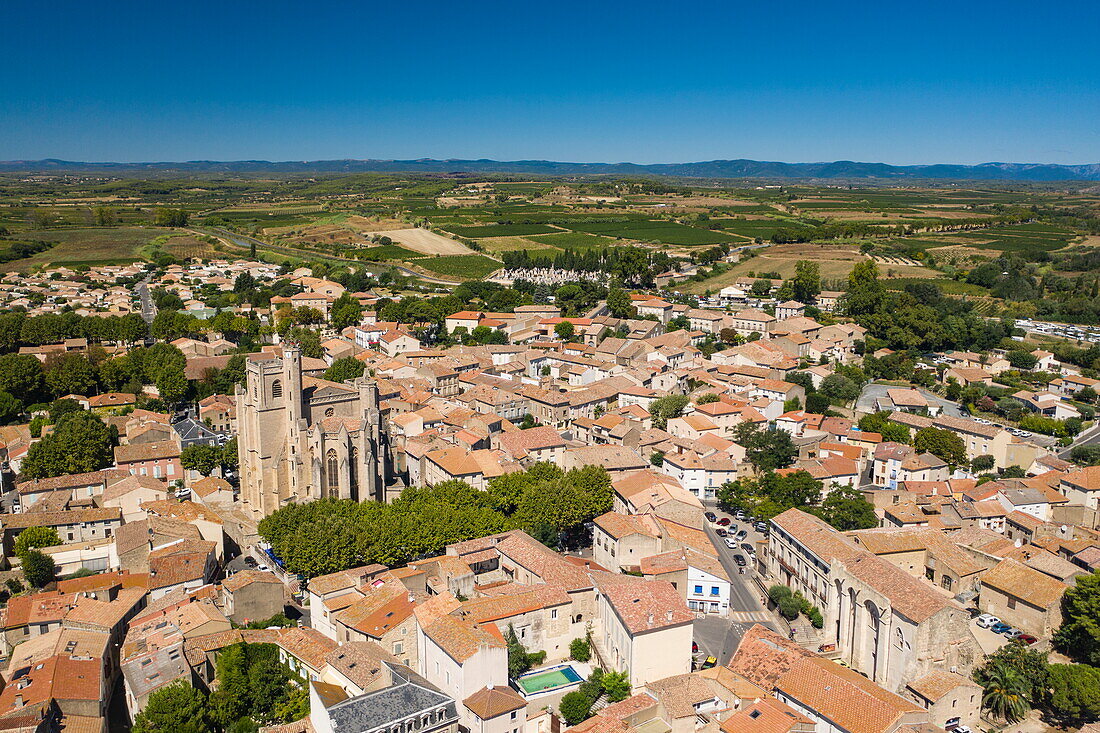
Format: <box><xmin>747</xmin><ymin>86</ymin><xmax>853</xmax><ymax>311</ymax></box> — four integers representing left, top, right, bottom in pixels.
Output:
<box><xmin>981</xmin><ymin>665</ymin><xmax>1030</xmax><ymax>723</ymax></box>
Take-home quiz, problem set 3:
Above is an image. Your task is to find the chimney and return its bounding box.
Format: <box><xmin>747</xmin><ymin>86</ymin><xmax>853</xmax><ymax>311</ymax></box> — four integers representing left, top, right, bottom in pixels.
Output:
<box><xmin>667</xmin><ymin>610</ymin><xmax>674</xmax><ymax>622</ymax></box>
<box><xmin>647</xmin><ymin>613</ymin><xmax>654</xmax><ymax>626</ymax></box>
<box><xmin>14</xmin><ymin>694</ymin><xmax>22</xmax><ymax>707</ymax></box>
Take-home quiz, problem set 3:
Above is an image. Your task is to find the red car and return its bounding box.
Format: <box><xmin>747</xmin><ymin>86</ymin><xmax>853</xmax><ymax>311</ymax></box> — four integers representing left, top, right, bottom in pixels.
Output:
<box><xmin>1015</xmin><ymin>634</ymin><xmax>1038</xmax><ymax>645</ymax></box>
<box><xmin>717</xmin><ymin>518</ymin><xmax>731</xmax><ymax>526</ymax></box>
<box><xmin>715</xmin><ymin>528</ymin><xmax>728</xmax><ymax>537</ymax></box>
<box><xmin>692</xmin><ymin>641</ymin><xmax>699</xmax><ymax>653</ymax></box>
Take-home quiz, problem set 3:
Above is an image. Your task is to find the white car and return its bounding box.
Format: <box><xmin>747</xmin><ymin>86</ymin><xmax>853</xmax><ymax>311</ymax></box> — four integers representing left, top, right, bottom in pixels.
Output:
<box><xmin>976</xmin><ymin>614</ymin><xmax>1000</xmax><ymax>628</ymax></box>
<box><xmin>725</xmin><ymin>538</ymin><xmax>737</xmax><ymax>549</ymax></box>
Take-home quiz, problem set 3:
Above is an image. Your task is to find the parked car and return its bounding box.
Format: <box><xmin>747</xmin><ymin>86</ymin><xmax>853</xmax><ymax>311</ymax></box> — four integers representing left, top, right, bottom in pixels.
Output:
<box><xmin>700</xmin><ymin>656</ymin><xmax>717</xmax><ymax>670</ymax></box>
<box><xmin>976</xmin><ymin>614</ymin><xmax>1000</xmax><ymax>628</ymax></box>
<box><xmin>741</xmin><ymin>543</ymin><xmax>756</xmax><ymax>556</ymax></box>
<box><xmin>754</xmin><ymin>522</ymin><xmax>769</xmax><ymax>533</ymax></box>
<box><xmin>734</xmin><ymin>511</ymin><xmax>746</xmax><ymax>520</ymax></box>
<box><xmin>1003</xmin><ymin>628</ymin><xmax>1023</xmax><ymax>639</ymax></box>
<box><xmin>990</xmin><ymin>622</ymin><xmax>1012</xmax><ymax>634</ymax></box>
<box><xmin>692</xmin><ymin>641</ymin><xmax>698</xmax><ymax>654</ymax></box>
<box><xmin>244</xmin><ymin>557</ymin><xmax>258</xmax><ymax>568</ymax></box>
<box><xmin>257</xmin><ymin>564</ymin><xmax>271</xmax><ymax>573</ymax></box>
<box><xmin>736</xmin><ymin>530</ymin><xmax>748</xmax><ymax>540</ymax></box>
<box><xmin>733</xmin><ymin>554</ymin><xmax>747</xmax><ymax>567</ymax></box>
<box><xmin>725</xmin><ymin>538</ymin><xmax>737</xmax><ymax>549</ymax></box>
<box><xmin>705</xmin><ymin>512</ymin><xmax>717</xmax><ymax>523</ymax></box>
<box><xmin>966</xmin><ymin>607</ymin><xmax>981</xmax><ymax>618</ymax></box>
<box><xmin>1015</xmin><ymin>634</ymin><xmax>1038</xmax><ymax>645</ymax></box>
<box><xmin>717</xmin><ymin>517</ymin><xmax>731</xmax><ymax>526</ymax></box>
<box><xmin>715</xmin><ymin>528</ymin><xmax>727</xmax><ymax>537</ymax></box>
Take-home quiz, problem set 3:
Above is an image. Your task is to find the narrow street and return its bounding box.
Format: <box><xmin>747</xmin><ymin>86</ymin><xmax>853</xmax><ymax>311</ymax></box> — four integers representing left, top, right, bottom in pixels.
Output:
<box><xmin>135</xmin><ymin>274</ymin><xmax>157</xmax><ymax>324</ymax></box>
<box><xmin>692</xmin><ymin>508</ymin><xmax>781</xmax><ymax>665</ymax></box>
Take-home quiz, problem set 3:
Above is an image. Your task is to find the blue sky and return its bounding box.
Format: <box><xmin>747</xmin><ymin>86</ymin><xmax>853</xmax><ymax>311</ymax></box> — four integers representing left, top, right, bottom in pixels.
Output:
<box><xmin>2</xmin><ymin>1</ymin><xmax>1098</xmax><ymax>164</ymax></box>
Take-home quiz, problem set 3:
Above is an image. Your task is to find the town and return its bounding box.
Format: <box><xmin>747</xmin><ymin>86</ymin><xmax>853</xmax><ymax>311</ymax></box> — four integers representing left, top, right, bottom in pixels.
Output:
<box><xmin>0</xmin><ymin>235</ymin><xmax>1098</xmax><ymax>733</ymax></box>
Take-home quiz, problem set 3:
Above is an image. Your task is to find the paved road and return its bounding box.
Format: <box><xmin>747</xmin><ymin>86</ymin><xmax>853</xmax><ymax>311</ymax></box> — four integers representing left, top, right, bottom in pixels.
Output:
<box><xmin>1060</xmin><ymin>422</ymin><xmax>1100</xmax><ymax>458</ymax></box>
<box><xmin>135</xmin><ymin>274</ymin><xmax>156</xmax><ymax>324</ymax></box>
<box><xmin>691</xmin><ymin>509</ymin><xmax>780</xmax><ymax>665</ymax></box>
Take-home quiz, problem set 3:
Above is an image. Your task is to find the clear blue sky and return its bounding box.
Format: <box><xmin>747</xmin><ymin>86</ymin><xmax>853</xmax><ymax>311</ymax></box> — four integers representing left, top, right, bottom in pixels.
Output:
<box><xmin>3</xmin><ymin>0</ymin><xmax>1098</xmax><ymax>165</ymax></box>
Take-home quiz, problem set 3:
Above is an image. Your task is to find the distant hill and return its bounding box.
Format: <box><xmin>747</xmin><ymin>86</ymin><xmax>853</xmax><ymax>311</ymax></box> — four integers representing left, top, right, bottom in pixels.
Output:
<box><xmin>3</xmin><ymin>157</ymin><xmax>1100</xmax><ymax>181</ymax></box>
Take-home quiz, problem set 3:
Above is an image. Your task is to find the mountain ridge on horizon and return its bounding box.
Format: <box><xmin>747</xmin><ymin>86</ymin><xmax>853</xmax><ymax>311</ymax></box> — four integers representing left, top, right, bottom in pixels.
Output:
<box><xmin>3</xmin><ymin>157</ymin><xmax>1100</xmax><ymax>181</ymax></box>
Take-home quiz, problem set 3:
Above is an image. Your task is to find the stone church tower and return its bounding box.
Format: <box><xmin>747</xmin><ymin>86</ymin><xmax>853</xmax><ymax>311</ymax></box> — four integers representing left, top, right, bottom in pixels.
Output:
<box><xmin>236</xmin><ymin>344</ymin><xmax>388</xmax><ymax>518</ymax></box>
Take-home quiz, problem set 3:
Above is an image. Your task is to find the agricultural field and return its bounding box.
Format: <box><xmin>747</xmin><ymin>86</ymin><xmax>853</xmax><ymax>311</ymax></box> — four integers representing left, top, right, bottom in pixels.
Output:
<box><xmin>561</xmin><ymin>219</ymin><xmax>739</xmax><ymax>245</ymax></box>
<box><xmin>146</xmin><ymin>232</ymin><xmax>227</xmax><ymax>260</ymax></box>
<box><xmin>475</xmin><ymin>236</ymin><xmax>560</xmax><ymax>255</ymax></box>
<box><xmin>355</xmin><ymin>244</ymin><xmax>423</xmax><ymax>261</ymax></box>
<box><xmin>444</xmin><ymin>223</ymin><xmax>562</xmax><ymax>238</ymax></box>
<box><xmin>527</xmin><ymin>231</ymin><xmax>616</xmax><ymax>251</ymax></box>
<box><xmin>371</xmin><ymin>228</ymin><xmax>475</xmax><ymax>256</ymax></box>
<box><xmin>1</xmin><ymin>226</ymin><xmax>162</xmax><ymax>270</ymax></box>
<box><xmin>676</xmin><ymin>242</ymin><xmax>942</xmax><ymax>294</ymax></box>
<box><xmin>412</xmin><ymin>254</ymin><xmax>501</xmax><ymax>279</ymax></box>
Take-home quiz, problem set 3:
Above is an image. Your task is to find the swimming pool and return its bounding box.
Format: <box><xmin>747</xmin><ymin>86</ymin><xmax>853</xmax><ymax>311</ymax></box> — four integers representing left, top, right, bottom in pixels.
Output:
<box><xmin>515</xmin><ymin>664</ymin><xmax>584</xmax><ymax>695</ymax></box>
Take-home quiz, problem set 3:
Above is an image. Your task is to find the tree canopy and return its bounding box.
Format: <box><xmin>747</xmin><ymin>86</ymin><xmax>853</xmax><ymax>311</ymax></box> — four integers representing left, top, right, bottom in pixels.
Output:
<box><xmin>21</xmin><ymin>410</ymin><xmax>115</xmax><ymax>479</ymax></box>
<box><xmin>259</xmin><ymin>464</ymin><xmax>613</xmax><ymax>576</ymax></box>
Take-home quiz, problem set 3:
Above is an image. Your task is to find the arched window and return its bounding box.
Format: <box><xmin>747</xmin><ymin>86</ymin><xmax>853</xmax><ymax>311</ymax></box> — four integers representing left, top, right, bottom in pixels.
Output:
<box><xmin>350</xmin><ymin>447</ymin><xmax>359</xmax><ymax>492</ymax></box>
<box><xmin>326</xmin><ymin>449</ymin><xmax>339</xmax><ymax>490</ymax></box>
<box><xmin>271</xmin><ymin>379</ymin><xmax>282</xmax><ymax>398</ymax></box>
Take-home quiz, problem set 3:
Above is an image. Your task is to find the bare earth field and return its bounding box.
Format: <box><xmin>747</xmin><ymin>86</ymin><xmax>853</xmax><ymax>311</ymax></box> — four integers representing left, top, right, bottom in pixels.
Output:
<box><xmin>372</xmin><ymin>228</ymin><xmax>475</xmax><ymax>256</ymax></box>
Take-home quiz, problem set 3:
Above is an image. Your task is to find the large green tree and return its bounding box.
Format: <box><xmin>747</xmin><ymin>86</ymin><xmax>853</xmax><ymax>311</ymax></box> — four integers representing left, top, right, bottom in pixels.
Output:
<box><xmin>45</xmin><ymin>354</ymin><xmax>98</xmax><ymax>397</ymax></box>
<box><xmin>914</xmin><ymin>427</ymin><xmax>968</xmax><ymax>468</ymax></box>
<box><xmin>21</xmin><ymin>410</ymin><xmax>115</xmax><ymax>479</ymax></box>
<box><xmin>606</xmin><ymin>288</ymin><xmax>635</xmax><ymax>319</ymax></box>
<box><xmin>650</xmin><ymin>394</ymin><xmax>689</xmax><ymax>429</ymax></box>
<box><xmin>791</xmin><ymin>260</ymin><xmax>821</xmax><ymax>303</ymax></box>
<box><xmin>323</xmin><ymin>357</ymin><xmax>365</xmax><ymax>383</ymax></box>
<box><xmin>133</xmin><ymin>681</ymin><xmax>209</xmax><ymax>733</ymax></box>
<box><xmin>1054</xmin><ymin>570</ymin><xmax>1100</xmax><ymax>664</ymax></box>
<box><xmin>181</xmin><ymin>444</ymin><xmax>222</xmax><ymax>477</ymax></box>
<box><xmin>21</xmin><ymin>549</ymin><xmax>56</xmax><ymax>588</ymax></box>
<box><xmin>330</xmin><ymin>293</ymin><xmax>364</xmax><ymax>330</ymax></box>
<box><xmin>979</xmin><ymin>665</ymin><xmax>1030</xmax><ymax>723</ymax></box>
<box><xmin>14</xmin><ymin>527</ymin><xmax>61</xmax><ymax>557</ymax></box>
<box><xmin>1045</xmin><ymin>664</ymin><xmax>1100</xmax><ymax>725</ymax></box>
<box><xmin>0</xmin><ymin>354</ymin><xmax>45</xmax><ymax>402</ymax></box>
<box><xmin>811</xmin><ymin>486</ymin><xmax>877</xmax><ymax>530</ymax></box>
<box><xmin>735</xmin><ymin>423</ymin><xmax>797</xmax><ymax>472</ymax></box>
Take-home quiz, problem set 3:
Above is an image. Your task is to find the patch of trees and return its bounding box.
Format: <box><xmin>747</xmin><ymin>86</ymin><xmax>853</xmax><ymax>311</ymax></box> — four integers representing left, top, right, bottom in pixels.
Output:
<box><xmin>843</xmin><ymin>260</ymin><xmax>1015</xmax><ymax>352</ymax></box>
<box><xmin>500</xmin><ymin>246</ymin><xmax>676</xmax><ymax>287</ymax></box>
<box><xmin>0</xmin><ymin>311</ymin><xmax>148</xmax><ymax>353</ymax></box>
<box><xmin>134</xmin><ymin>642</ymin><xmax>307</xmax><ymax>732</ymax></box>
<box><xmin>21</xmin><ymin>410</ymin><xmax>116</xmax><ymax>479</ymax></box>
<box><xmin>717</xmin><ymin>470</ymin><xmax>876</xmax><ymax>530</ymax></box>
<box><xmin>258</xmin><ymin>464</ymin><xmax>614</xmax><ymax>577</ymax></box>
<box><xmin>0</xmin><ymin>238</ymin><xmax>54</xmax><ymax>265</ymax></box>
<box><xmin>974</xmin><ymin>578</ymin><xmax>1100</xmax><ymax>729</ymax></box>
<box><xmin>733</xmin><ymin>422</ymin><xmax>797</xmax><ymax>472</ymax></box>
